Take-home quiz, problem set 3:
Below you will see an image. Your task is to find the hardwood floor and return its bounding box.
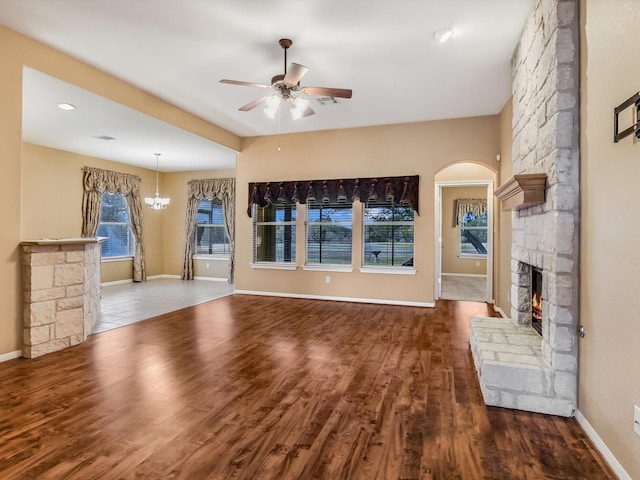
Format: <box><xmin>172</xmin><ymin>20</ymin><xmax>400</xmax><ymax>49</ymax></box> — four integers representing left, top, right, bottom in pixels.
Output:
<box><xmin>0</xmin><ymin>296</ymin><xmax>614</xmax><ymax>479</ymax></box>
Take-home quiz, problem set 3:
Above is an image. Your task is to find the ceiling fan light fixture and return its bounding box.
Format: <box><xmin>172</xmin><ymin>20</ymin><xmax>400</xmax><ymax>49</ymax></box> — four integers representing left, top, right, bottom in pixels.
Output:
<box><xmin>293</xmin><ymin>97</ymin><xmax>309</xmax><ymax>112</ymax></box>
<box><xmin>264</xmin><ymin>106</ymin><xmax>278</xmax><ymax>119</ymax></box>
<box><xmin>290</xmin><ymin>105</ymin><xmax>303</xmax><ymax>120</ymax></box>
<box><xmin>266</xmin><ymin>95</ymin><xmax>281</xmax><ymax>109</ymax></box>
<box><xmin>434</xmin><ymin>28</ymin><xmax>455</xmax><ymax>43</ymax></box>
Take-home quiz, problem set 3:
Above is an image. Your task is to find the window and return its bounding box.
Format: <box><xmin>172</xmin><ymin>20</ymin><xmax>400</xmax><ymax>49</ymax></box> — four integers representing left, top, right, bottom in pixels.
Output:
<box><xmin>460</xmin><ymin>211</ymin><xmax>488</xmax><ymax>256</ymax></box>
<box><xmin>253</xmin><ymin>203</ymin><xmax>296</xmax><ymax>263</ymax></box>
<box><xmin>97</xmin><ymin>192</ymin><xmax>134</xmax><ymax>258</ymax></box>
<box><xmin>306</xmin><ymin>204</ymin><xmax>352</xmax><ymax>265</ymax></box>
<box><xmin>194</xmin><ymin>198</ymin><xmax>229</xmax><ymax>256</ymax></box>
<box><xmin>363</xmin><ymin>204</ymin><xmax>414</xmax><ymax>267</ymax></box>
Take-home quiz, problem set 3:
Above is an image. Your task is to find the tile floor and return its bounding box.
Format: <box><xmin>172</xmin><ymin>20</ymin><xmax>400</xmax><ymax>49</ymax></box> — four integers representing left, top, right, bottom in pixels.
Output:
<box><xmin>93</xmin><ymin>278</ymin><xmax>234</xmax><ymax>334</ymax></box>
<box><xmin>440</xmin><ymin>275</ymin><xmax>487</xmax><ymax>302</ymax></box>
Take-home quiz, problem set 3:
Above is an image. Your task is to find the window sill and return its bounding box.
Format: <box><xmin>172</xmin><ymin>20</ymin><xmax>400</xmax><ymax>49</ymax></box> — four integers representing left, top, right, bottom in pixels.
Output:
<box><xmin>193</xmin><ymin>254</ymin><xmax>230</xmax><ymax>261</ymax></box>
<box><xmin>359</xmin><ymin>266</ymin><xmax>416</xmax><ymax>275</ymax></box>
<box><xmin>101</xmin><ymin>256</ymin><xmax>134</xmax><ymax>263</ymax></box>
<box><xmin>251</xmin><ymin>262</ymin><xmax>297</xmax><ymax>270</ymax></box>
<box><xmin>459</xmin><ymin>254</ymin><xmax>487</xmax><ymax>259</ymax></box>
<box><xmin>303</xmin><ymin>264</ymin><xmax>353</xmax><ymax>273</ymax></box>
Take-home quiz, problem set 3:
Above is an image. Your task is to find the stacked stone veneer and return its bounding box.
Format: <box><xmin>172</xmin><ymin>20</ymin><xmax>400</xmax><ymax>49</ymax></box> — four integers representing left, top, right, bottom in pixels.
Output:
<box><xmin>471</xmin><ymin>0</ymin><xmax>580</xmax><ymax>416</ymax></box>
<box><xmin>22</xmin><ymin>239</ymin><xmax>102</xmax><ymax>358</ymax></box>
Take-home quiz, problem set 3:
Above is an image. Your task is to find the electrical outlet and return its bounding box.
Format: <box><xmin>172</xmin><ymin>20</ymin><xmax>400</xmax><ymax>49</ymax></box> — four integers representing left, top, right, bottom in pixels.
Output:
<box><xmin>634</xmin><ymin>405</ymin><xmax>640</xmax><ymax>437</ymax></box>
<box><xmin>206</xmin><ymin>263</ymin><xmax>210</xmax><ymax>269</ymax></box>
<box><xmin>475</xmin><ymin>261</ymin><xmax>480</xmax><ymax>267</ymax></box>
<box><xmin>325</xmin><ymin>275</ymin><xmax>331</xmax><ymax>284</ymax></box>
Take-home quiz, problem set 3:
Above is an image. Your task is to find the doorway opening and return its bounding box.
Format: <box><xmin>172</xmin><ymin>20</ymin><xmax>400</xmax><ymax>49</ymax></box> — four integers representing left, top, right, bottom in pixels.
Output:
<box><xmin>435</xmin><ymin>178</ymin><xmax>493</xmax><ymax>302</ymax></box>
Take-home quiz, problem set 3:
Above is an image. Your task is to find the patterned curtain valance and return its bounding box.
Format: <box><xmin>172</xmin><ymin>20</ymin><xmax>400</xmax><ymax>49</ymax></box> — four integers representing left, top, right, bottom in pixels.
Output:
<box><xmin>247</xmin><ymin>175</ymin><xmax>420</xmax><ymax>217</ymax></box>
<box><xmin>454</xmin><ymin>198</ymin><xmax>487</xmax><ymax>226</ymax></box>
<box><xmin>186</xmin><ymin>177</ymin><xmax>235</xmax><ymax>200</ymax></box>
<box><xmin>82</xmin><ymin>166</ymin><xmax>141</xmax><ymax>195</ymax></box>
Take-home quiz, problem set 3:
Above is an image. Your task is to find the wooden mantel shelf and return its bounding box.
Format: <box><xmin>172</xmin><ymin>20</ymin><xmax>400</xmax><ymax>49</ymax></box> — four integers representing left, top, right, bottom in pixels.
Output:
<box><xmin>495</xmin><ymin>173</ymin><xmax>547</xmax><ymax>211</ymax></box>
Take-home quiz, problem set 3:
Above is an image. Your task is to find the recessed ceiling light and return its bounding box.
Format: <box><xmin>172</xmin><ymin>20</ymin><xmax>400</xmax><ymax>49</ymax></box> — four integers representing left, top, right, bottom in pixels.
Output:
<box><xmin>57</xmin><ymin>103</ymin><xmax>76</xmax><ymax>110</ymax></box>
<box><xmin>433</xmin><ymin>28</ymin><xmax>455</xmax><ymax>43</ymax></box>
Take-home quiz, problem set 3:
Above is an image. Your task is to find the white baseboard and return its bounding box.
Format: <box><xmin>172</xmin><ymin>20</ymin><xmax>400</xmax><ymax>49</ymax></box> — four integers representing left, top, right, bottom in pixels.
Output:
<box><xmin>101</xmin><ymin>279</ymin><xmax>133</xmax><ymax>287</ymax></box>
<box><xmin>147</xmin><ymin>274</ymin><xmax>181</xmax><ymax>280</ymax></box>
<box><xmin>442</xmin><ymin>273</ymin><xmax>487</xmax><ymax>278</ymax></box>
<box><xmin>234</xmin><ymin>289</ymin><xmax>435</xmax><ymax>308</ymax></box>
<box><xmin>0</xmin><ymin>350</ymin><xmax>22</xmax><ymax>363</ymax></box>
<box><xmin>575</xmin><ymin>409</ymin><xmax>631</xmax><ymax>480</ymax></box>
<box><xmin>491</xmin><ymin>302</ymin><xmax>508</xmax><ymax>318</ymax></box>
<box><xmin>193</xmin><ymin>276</ymin><xmax>228</xmax><ymax>282</ymax></box>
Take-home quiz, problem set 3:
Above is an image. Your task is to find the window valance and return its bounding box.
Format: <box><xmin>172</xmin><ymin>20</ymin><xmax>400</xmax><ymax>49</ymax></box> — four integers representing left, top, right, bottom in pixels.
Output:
<box><xmin>247</xmin><ymin>175</ymin><xmax>419</xmax><ymax>217</ymax></box>
<box><xmin>454</xmin><ymin>198</ymin><xmax>487</xmax><ymax>226</ymax></box>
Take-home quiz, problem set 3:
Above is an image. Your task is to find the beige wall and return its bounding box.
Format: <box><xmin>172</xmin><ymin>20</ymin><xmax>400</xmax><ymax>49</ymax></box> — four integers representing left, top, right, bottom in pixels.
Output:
<box><xmin>21</xmin><ymin>143</ymin><xmax>165</xmax><ymax>282</ymax></box>
<box><xmin>580</xmin><ymin>1</ymin><xmax>640</xmax><ymax>477</ymax></box>
<box><xmin>162</xmin><ymin>168</ymin><xmax>236</xmax><ymax>277</ymax></box>
<box><xmin>21</xmin><ymin>143</ymin><xmax>236</xmax><ymax>283</ymax></box>
<box><xmin>0</xmin><ymin>24</ymin><xmax>240</xmax><ymax>355</ymax></box>
<box><xmin>441</xmin><ymin>186</ymin><xmax>487</xmax><ymax>275</ymax></box>
<box><xmin>495</xmin><ymin>98</ymin><xmax>513</xmax><ymax>313</ymax></box>
<box><xmin>235</xmin><ymin>117</ymin><xmax>500</xmax><ymax>304</ymax></box>
<box><xmin>0</xmin><ymin>27</ymin><xmax>23</xmax><ymax>355</ymax></box>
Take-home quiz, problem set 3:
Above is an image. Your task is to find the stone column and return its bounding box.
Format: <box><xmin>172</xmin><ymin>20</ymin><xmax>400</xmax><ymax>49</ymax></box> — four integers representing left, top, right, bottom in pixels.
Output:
<box><xmin>21</xmin><ymin>238</ymin><xmax>104</xmax><ymax>358</ymax></box>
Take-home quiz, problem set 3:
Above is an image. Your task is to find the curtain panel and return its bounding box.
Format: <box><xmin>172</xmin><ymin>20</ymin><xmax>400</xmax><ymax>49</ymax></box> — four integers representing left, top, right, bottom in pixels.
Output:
<box><xmin>453</xmin><ymin>198</ymin><xmax>487</xmax><ymax>226</ymax></box>
<box><xmin>247</xmin><ymin>175</ymin><xmax>419</xmax><ymax>216</ymax></box>
<box><xmin>182</xmin><ymin>178</ymin><xmax>235</xmax><ymax>283</ymax></box>
<box><xmin>81</xmin><ymin>166</ymin><xmax>146</xmax><ymax>282</ymax></box>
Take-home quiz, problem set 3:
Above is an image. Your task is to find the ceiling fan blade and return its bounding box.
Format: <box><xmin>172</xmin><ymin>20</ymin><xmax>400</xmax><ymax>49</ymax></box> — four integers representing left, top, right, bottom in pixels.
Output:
<box><xmin>303</xmin><ymin>106</ymin><xmax>315</xmax><ymax>117</ymax></box>
<box><xmin>283</xmin><ymin>63</ymin><xmax>309</xmax><ymax>86</ymax></box>
<box><xmin>301</xmin><ymin>86</ymin><xmax>353</xmax><ymax>99</ymax></box>
<box><xmin>220</xmin><ymin>79</ymin><xmax>272</xmax><ymax>89</ymax></box>
<box><xmin>239</xmin><ymin>96</ymin><xmax>268</xmax><ymax>111</ymax></box>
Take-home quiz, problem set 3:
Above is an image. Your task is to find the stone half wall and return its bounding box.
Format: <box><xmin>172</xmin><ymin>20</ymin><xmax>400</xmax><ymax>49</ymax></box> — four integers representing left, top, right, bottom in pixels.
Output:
<box><xmin>471</xmin><ymin>0</ymin><xmax>580</xmax><ymax>416</ymax></box>
<box><xmin>21</xmin><ymin>239</ymin><xmax>102</xmax><ymax>358</ymax></box>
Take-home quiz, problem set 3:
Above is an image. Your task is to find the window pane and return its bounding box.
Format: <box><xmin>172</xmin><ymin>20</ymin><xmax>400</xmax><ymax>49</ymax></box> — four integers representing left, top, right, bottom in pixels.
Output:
<box><xmin>461</xmin><ymin>211</ymin><xmax>487</xmax><ymax>227</ymax></box>
<box><xmin>255</xmin><ymin>224</ymin><xmax>296</xmax><ymax>262</ymax></box>
<box><xmin>99</xmin><ymin>192</ymin><xmax>133</xmax><ymax>258</ymax></box>
<box><xmin>363</xmin><ymin>204</ymin><xmax>415</xmax><ymax>267</ymax></box>
<box><xmin>459</xmin><ymin>210</ymin><xmax>487</xmax><ymax>255</ymax></box>
<box><xmin>101</xmin><ymin>192</ymin><xmax>129</xmax><ymax>222</ymax></box>
<box><xmin>363</xmin><ymin>224</ymin><xmax>414</xmax><ymax>266</ymax></box>
<box><xmin>195</xmin><ymin>225</ymin><xmax>229</xmax><ymax>255</ymax></box>
<box><xmin>306</xmin><ymin>204</ymin><xmax>353</xmax><ymax>265</ymax></box>
<box><xmin>98</xmin><ymin>222</ymin><xmax>132</xmax><ymax>257</ymax></box>
<box><xmin>194</xmin><ymin>198</ymin><xmax>229</xmax><ymax>255</ymax></box>
<box><xmin>460</xmin><ymin>228</ymin><xmax>488</xmax><ymax>255</ymax></box>
<box><xmin>254</xmin><ymin>204</ymin><xmax>296</xmax><ymax>263</ymax></box>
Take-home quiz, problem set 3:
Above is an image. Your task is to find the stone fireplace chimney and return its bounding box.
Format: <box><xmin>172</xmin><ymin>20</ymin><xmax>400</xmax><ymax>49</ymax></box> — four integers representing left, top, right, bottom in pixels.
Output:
<box><xmin>470</xmin><ymin>0</ymin><xmax>580</xmax><ymax>417</ymax></box>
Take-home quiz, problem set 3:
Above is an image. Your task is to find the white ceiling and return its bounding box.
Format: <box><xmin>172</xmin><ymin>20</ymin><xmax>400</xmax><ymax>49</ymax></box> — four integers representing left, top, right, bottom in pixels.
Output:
<box><xmin>0</xmin><ymin>0</ymin><xmax>532</xmax><ymax>172</ymax></box>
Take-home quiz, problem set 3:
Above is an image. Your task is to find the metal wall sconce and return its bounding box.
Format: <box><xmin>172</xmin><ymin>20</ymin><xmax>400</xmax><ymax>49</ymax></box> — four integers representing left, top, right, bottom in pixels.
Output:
<box><xmin>614</xmin><ymin>91</ymin><xmax>640</xmax><ymax>142</ymax></box>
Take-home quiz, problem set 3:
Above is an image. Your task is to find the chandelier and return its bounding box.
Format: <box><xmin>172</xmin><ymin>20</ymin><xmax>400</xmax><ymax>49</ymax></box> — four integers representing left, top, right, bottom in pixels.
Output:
<box><xmin>144</xmin><ymin>153</ymin><xmax>170</xmax><ymax>210</ymax></box>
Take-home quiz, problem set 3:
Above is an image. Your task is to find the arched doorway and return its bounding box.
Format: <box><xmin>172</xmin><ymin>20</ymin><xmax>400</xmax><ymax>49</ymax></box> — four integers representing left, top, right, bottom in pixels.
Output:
<box><xmin>434</xmin><ymin>162</ymin><xmax>497</xmax><ymax>302</ymax></box>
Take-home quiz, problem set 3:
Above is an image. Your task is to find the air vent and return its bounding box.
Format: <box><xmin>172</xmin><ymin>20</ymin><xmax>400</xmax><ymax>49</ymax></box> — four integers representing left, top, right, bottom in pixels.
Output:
<box><xmin>94</xmin><ymin>135</ymin><xmax>116</xmax><ymax>141</ymax></box>
<box><xmin>315</xmin><ymin>97</ymin><xmax>339</xmax><ymax>106</ymax></box>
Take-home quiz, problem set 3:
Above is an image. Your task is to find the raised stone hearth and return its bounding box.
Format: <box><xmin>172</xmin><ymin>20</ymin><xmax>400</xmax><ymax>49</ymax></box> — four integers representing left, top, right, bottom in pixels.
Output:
<box><xmin>471</xmin><ymin>0</ymin><xmax>580</xmax><ymax>417</ymax></box>
<box><xmin>470</xmin><ymin>317</ymin><xmax>574</xmax><ymax>416</ymax></box>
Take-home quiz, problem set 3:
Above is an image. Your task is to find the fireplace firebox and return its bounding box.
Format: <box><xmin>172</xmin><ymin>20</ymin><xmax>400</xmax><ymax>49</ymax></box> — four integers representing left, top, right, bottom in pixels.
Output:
<box><xmin>531</xmin><ymin>266</ymin><xmax>543</xmax><ymax>336</ymax></box>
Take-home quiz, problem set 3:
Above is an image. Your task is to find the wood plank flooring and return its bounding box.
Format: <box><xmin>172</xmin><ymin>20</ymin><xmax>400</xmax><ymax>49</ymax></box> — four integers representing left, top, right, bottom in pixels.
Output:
<box><xmin>0</xmin><ymin>296</ymin><xmax>615</xmax><ymax>479</ymax></box>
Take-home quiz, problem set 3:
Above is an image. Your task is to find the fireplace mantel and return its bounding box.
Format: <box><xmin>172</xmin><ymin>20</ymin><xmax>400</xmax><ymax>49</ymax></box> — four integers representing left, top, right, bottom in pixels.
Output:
<box><xmin>495</xmin><ymin>173</ymin><xmax>547</xmax><ymax>211</ymax></box>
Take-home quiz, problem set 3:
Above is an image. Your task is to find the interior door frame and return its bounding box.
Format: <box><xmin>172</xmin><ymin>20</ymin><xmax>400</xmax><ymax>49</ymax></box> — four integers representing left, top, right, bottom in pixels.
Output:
<box><xmin>434</xmin><ymin>180</ymin><xmax>494</xmax><ymax>302</ymax></box>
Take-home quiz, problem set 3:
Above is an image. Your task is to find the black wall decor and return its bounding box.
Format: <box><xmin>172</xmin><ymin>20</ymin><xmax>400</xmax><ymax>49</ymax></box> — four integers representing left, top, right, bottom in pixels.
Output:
<box><xmin>613</xmin><ymin>91</ymin><xmax>640</xmax><ymax>142</ymax></box>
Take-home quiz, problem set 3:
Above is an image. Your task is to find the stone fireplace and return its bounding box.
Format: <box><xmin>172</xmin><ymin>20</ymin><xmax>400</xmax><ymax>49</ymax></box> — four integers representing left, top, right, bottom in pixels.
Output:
<box><xmin>470</xmin><ymin>0</ymin><xmax>579</xmax><ymax>417</ymax></box>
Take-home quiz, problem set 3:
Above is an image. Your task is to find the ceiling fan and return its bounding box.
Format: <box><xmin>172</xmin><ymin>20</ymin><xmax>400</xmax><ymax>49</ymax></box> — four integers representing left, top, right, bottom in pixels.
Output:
<box><xmin>220</xmin><ymin>38</ymin><xmax>353</xmax><ymax>119</ymax></box>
